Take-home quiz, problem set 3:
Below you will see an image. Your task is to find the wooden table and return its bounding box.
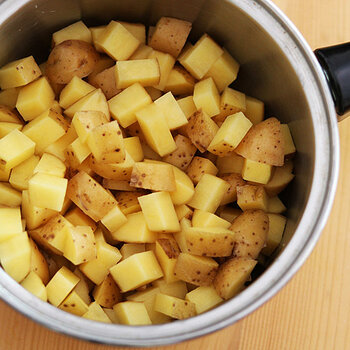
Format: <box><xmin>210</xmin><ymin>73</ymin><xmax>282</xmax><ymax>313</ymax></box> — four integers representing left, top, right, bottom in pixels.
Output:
<box><xmin>1</xmin><ymin>0</ymin><xmax>350</xmax><ymax>349</ymax></box>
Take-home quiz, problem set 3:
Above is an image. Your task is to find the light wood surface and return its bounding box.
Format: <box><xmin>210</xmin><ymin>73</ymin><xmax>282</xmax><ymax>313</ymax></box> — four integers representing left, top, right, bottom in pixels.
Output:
<box><xmin>1</xmin><ymin>0</ymin><xmax>350</xmax><ymax>349</ymax></box>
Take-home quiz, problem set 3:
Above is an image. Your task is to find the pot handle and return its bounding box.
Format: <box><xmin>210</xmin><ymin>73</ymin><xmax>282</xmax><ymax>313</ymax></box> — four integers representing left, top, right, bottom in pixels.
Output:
<box><xmin>315</xmin><ymin>43</ymin><xmax>350</xmax><ymax>121</ymax></box>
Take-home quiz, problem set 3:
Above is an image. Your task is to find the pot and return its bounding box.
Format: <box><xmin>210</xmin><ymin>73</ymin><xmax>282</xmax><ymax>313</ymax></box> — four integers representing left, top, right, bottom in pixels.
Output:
<box><xmin>0</xmin><ymin>0</ymin><xmax>343</xmax><ymax>346</ymax></box>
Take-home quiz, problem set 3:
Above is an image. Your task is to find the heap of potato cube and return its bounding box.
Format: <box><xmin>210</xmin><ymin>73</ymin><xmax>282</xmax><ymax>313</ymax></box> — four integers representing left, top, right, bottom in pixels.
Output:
<box><xmin>0</xmin><ymin>17</ymin><xmax>296</xmax><ymax>325</ymax></box>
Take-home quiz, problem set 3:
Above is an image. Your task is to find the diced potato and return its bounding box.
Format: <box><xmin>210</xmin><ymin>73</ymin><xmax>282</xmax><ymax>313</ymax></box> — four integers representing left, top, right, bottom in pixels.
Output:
<box><xmin>0</xmin><ymin>105</ymin><xmax>22</xmax><ymax>124</ymax></box>
<box><xmin>136</xmin><ymin>103</ymin><xmax>176</xmax><ymax>157</ymax></box>
<box><xmin>21</xmin><ymin>271</ymin><xmax>47</xmax><ymax>301</ymax></box>
<box><xmin>0</xmin><ymin>183</ymin><xmax>22</xmax><ymax>207</ymax></box>
<box><xmin>110</xmin><ymin>251</ymin><xmax>163</xmax><ymax>292</ymax></box>
<box><xmin>108</xmin><ymin>83</ymin><xmax>152</xmax><ymax>128</ymax></box>
<box><xmin>115</xmin><ymin>191</ymin><xmax>144</xmax><ymax>215</ymax></box>
<box><xmin>90</xmin><ymin>26</ymin><xmax>108</xmax><ymax>52</ymax></box>
<box><xmin>186</xmin><ymin>109</ymin><xmax>219</xmax><ymax>153</ymax></box>
<box><xmin>51</xmin><ymin>100</ymin><xmax>62</xmax><ymax>114</ymax></box>
<box><xmin>16</xmin><ymin>77</ymin><xmax>55</xmax><ymax>121</ymax></box>
<box><xmin>93</xmin><ymin>274</ymin><xmax>121</xmax><ymax>308</ymax></box>
<box><xmin>219</xmin><ymin>173</ymin><xmax>246</xmax><ymax>205</ymax></box>
<box><xmin>192</xmin><ymin>209</ymin><xmax>230</xmax><ymax>229</ymax></box>
<box><xmin>0</xmin><ymin>88</ymin><xmax>19</xmax><ymax>109</ymax></box>
<box><xmin>179</xmin><ymin>34</ymin><xmax>223</xmax><ymax>79</ymax></box>
<box><xmin>268</xmin><ymin>196</ymin><xmax>286</xmax><ymax>214</ymax></box>
<box><xmin>95</xmin><ymin>21</ymin><xmax>140</xmax><ymax>60</ymax></box>
<box><xmin>174</xmin><ymin>252</ymin><xmax>218</xmax><ymax>286</ymax></box>
<box><xmin>208</xmin><ymin>112</ymin><xmax>252</xmax><ymax>156</ymax></box>
<box><xmin>59</xmin><ymin>291</ymin><xmax>89</xmax><ymax>316</ymax></box>
<box><xmin>102</xmin><ymin>178</ymin><xmax>136</xmax><ymax>192</ymax></box>
<box><xmin>118</xmin><ymin>22</ymin><xmax>146</xmax><ymax>44</ymax></box>
<box><xmin>34</xmin><ymin>153</ymin><xmax>66</xmax><ymax>178</ymax></box>
<box><xmin>124</xmin><ymin>137</ymin><xmax>144</xmax><ymax>162</ymax></box>
<box><xmin>175</xmin><ymin>204</ymin><xmax>193</xmax><ymax>221</ymax></box>
<box><xmin>262</xmin><ymin>213</ymin><xmax>286</xmax><ymax>256</ymax></box>
<box><xmin>164</xmin><ymin>66</ymin><xmax>195</xmax><ymax>95</ymax></box>
<box><xmin>101</xmin><ymin>205</ymin><xmax>127</xmax><ymax>232</ymax></box>
<box><xmin>67</xmin><ymin>171</ymin><xmax>117</xmax><ymax>221</ymax></box>
<box><xmin>177</xmin><ymin>96</ymin><xmax>197</xmax><ymax>119</ymax></box>
<box><xmin>216</xmin><ymin>153</ymin><xmax>244</xmax><ymax>175</ymax></box>
<box><xmin>0</xmin><ymin>129</ymin><xmax>35</xmax><ymax>171</ymax></box>
<box><xmin>83</xmin><ymin>301</ymin><xmax>112</xmax><ymax>323</ymax></box>
<box><xmin>65</xmin><ymin>138</ymin><xmax>91</xmax><ymax>169</ymax></box>
<box><xmin>264</xmin><ymin>160</ymin><xmax>294</xmax><ymax>196</ymax></box>
<box><xmin>245</xmin><ymin>95</ymin><xmax>264</xmax><ymax>125</ymax></box>
<box><xmin>242</xmin><ymin>158</ymin><xmax>272</xmax><ymax>184</ymax></box>
<box><xmin>186</xmin><ymin>156</ymin><xmax>218</xmax><ymax>184</ymax></box>
<box><xmin>237</xmin><ymin>184</ymin><xmax>269</xmax><ymax>211</ymax></box>
<box><xmin>130</xmin><ymin>44</ymin><xmax>154</xmax><ymax>60</ymax></box>
<box><xmin>89</xmin><ymin>66</ymin><xmax>120</xmax><ymax>99</ymax></box>
<box><xmin>193</xmin><ymin>77</ymin><xmax>220</xmax><ymax>118</ymax></box>
<box><xmin>115</xmin><ymin>59</ymin><xmax>160</xmax><ymax>89</ymax></box>
<box><xmin>52</xmin><ymin>20</ymin><xmax>92</xmax><ymax>45</ymax></box>
<box><xmin>235</xmin><ymin>117</ymin><xmax>284</xmax><ymax>166</ymax></box>
<box><xmin>130</xmin><ymin>162</ymin><xmax>175</xmax><ymax>191</ymax></box>
<box><xmin>213</xmin><ymin>257</ymin><xmax>257</xmax><ymax>299</ymax></box>
<box><xmin>0</xmin><ymin>167</ymin><xmax>10</xmax><ymax>181</ymax></box>
<box><xmin>173</xmin><ymin>218</ymin><xmax>191</xmax><ymax>253</ymax></box>
<box><xmin>0</xmin><ymin>56</ymin><xmax>41</xmax><ymax>89</ymax></box>
<box><xmin>0</xmin><ymin>207</ymin><xmax>22</xmax><ymax>242</ymax></box>
<box><xmin>22</xmin><ymin>108</ymin><xmax>69</xmax><ymax>154</ymax></box>
<box><xmin>29</xmin><ymin>238</ymin><xmax>49</xmax><ymax>285</ymax></box>
<box><xmin>112</xmin><ymin>211</ymin><xmax>158</xmax><ymax>243</ymax></box>
<box><xmin>87</xmin><ymin>56</ymin><xmax>115</xmax><ymax>81</ymax></box>
<box><xmin>185</xmin><ymin>286</ymin><xmax>223</xmax><ymax>314</ymax></box>
<box><xmin>59</xmin><ymin>76</ymin><xmax>95</xmax><ymax>109</ymax></box>
<box><xmin>188</xmin><ymin>174</ymin><xmax>229</xmax><ymax>213</ymax></box>
<box><xmin>103</xmin><ymin>308</ymin><xmax>119</xmax><ymax>323</ymax></box>
<box><xmin>65</xmin><ymin>89</ymin><xmax>110</xmax><ymax>120</ymax></box>
<box><xmin>139</xmin><ymin>192</ymin><xmax>180</xmax><ymax>233</ymax></box>
<box><xmin>152</xmin><ymin>279</ymin><xmax>188</xmax><ymax>299</ymax></box>
<box><xmin>0</xmin><ymin>122</ymin><xmax>22</xmax><ymax>138</ymax></box>
<box><xmin>114</xmin><ymin>301</ymin><xmax>151</xmax><ymax>325</ymax></box>
<box><xmin>230</xmin><ymin>209</ymin><xmax>269</xmax><ymax>259</ymax></box>
<box><xmin>125</xmin><ymin>122</ymin><xmax>147</xmax><ymax>143</ymax></box>
<box><xmin>120</xmin><ymin>243</ymin><xmax>146</xmax><ymax>260</ymax></box>
<box><xmin>28</xmin><ymin>173</ymin><xmax>68</xmax><ymax>211</ymax></box>
<box><xmin>281</xmin><ymin>124</ymin><xmax>296</xmax><ymax>156</ymax></box>
<box><xmin>184</xmin><ymin>226</ymin><xmax>235</xmax><ymax>257</ymax></box>
<box><xmin>148</xmin><ymin>50</ymin><xmax>176</xmax><ymax>91</ymax></box>
<box><xmin>204</xmin><ymin>49</ymin><xmax>239</xmax><ymax>92</ymax></box>
<box><xmin>154</xmin><ymin>293</ymin><xmax>196</xmax><ymax>319</ymax></box>
<box><xmin>9</xmin><ymin>155</ymin><xmax>39</xmax><ymax>190</ymax></box>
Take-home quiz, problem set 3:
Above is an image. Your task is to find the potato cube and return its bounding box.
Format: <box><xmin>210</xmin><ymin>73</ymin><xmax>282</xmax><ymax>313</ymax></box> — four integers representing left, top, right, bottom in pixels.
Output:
<box><xmin>115</xmin><ymin>59</ymin><xmax>160</xmax><ymax>89</ymax></box>
<box><xmin>46</xmin><ymin>266</ymin><xmax>80</xmax><ymax>306</ymax></box>
<box><xmin>0</xmin><ymin>88</ymin><xmax>20</xmax><ymax>109</ymax></box>
<box><xmin>110</xmin><ymin>251</ymin><xmax>163</xmax><ymax>292</ymax></box>
<box><xmin>186</xmin><ymin>109</ymin><xmax>219</xmax><ymax>153</ymax></box>
<box><xmin>179</xmin><ymin>34</ymin><xmax>223</xmax><ymax>79</ymax></box>
<box><xmin>0</xmin><ymin>56</ymin><xmax>41</xmax><ymax>89</ymax></box>
<box><xmin>268</xmin><ymin>196</ymin><xmax>286</xmax><ymax>214</ymax></box>
<box><xmin>130</xmin><ymin>162</ymin><xmax>176</xmax><ymax>191</ymax></box>
<box><xmin>93</xmin><ymin>274</ymin><xmax>121</xmax><ymax>308</ymax></box>
<box><xmin>102</xmin><ymin>178</ymin><xmax>136</xmax><ymax>192</ymax></box>
<box><xmin>0</xmin><ymin>129</ymin><xmax>35</xmax><ymax>171</ymax></box>
<box><xmin>83</xmin><ymin>301</ymin><xmax>112</xmax><ymax>323</ymax></box>
<box><xmin>245</xmin><ymin>95</ymin><xmax>264</xmax><ymax>125</ymax></box>
<box><xmin>193</xmin><ymin>77</ymin><xmax>220</xmax><ymax>117</ymax></box>
<box><xmin>230</xmin><ymin>209</ymin><xmax>268</xmax><ymax>259</ymax></box>
<box><xmin>0</xmin><ymin>122</ymin><xmax>22</xmax><ymax>138</ymax></box>
<box><xmin>177</xmin><ymin>96</ymin><xmax>197</xmax><ymax>119</ymax></box>
<box><xmin>65</xmin><ymin>138</ymin><xmax>91</xmax><ymax>168</ymax></box>
<box><xmin>115</xmin><ymin>191</ymin><xmax>144</xmax><ymax>215</ymax></box>
<box><xmin>108</xmin><ymin>83</ymin><xmax>152</xmax><ymax>128</ymax></box>
<box><xmin>28</xmin><ymin>238</ymin><xmax>49</xmax><ymax>284</ymax></box>
<box><xmin>64</xmin><ymin>89</ymin><xmax>110</xmax><ymax>120</ymax></box>
<box><xmin>154</xmin><ymin>92</ymin><xmax>188</xmax><ymax>130</ymax></box>
<box><xmin>264</xmin><ymin>160</ymin><xmax>294</xmax><ymax>196</ymax></box>
<box><xmin>149</xmin><ymin>17</ymin><xmax>191</xmax><ymax>57</ymax></box>
<box><xmin>28</xmin><ymin>173</ymin><xmax>68</xmax><ymax>211</ymax></box>
<box><xmin>204</xmin><ymin>49</ymin><xmax>239</xmax><ymax>92</ymax></box>
<box><xmin>148</xmin><ymin>50</ymin><xmax>176</xmax><ymax>91</ymax></box>
<box><xmin>101</xmin><ymin>205</ymin><xmax>127</xmax><ymax>232</ymax></box>
<box><xmin>174</xmin><ymin>253</ymin><xmax>218</xmax><ymax>286</ymax></box>
<box><xmin>152</xmin><ymin>279</ymin><xmax>188</xmax><ymax>299</ymax></box>
<box><xmin>192</xmin><ymin>209</ymin><xmax>230</xmax><ymax>229</ymax></box>
<box><xmin>168</xmin><ymin>165</ymin><xmax>195</xmax><ymax>206</ymax></box>
<box><xmin>120</xmin><ymin>243</ymin><xmax>146</xmax><ymax>260</ymax></box>
<box><xmin>88</xmin><ymin>65</ymin><xmax>120</xmax><ymax>100</ymax></box>
<box><xmin>124</xmin><ymin>137</ymin><xmax>144</xmax><ymax>162</ymax></box>
<box><xmin>52</xmin><ymin>20</ymin><xmax>92</xmax><ymax>45</ymax></box>
<box><xmin>0</xmin><ymin>167</ymin><xmax>10</xmax><ymax>181</ymax></box>
<box><xmin>118</xmin><ymin>21</ymin><xmax>146</xmax><ymax>43</ymax></box>
<box><xmin>21</xmin><ymin>271</ymin><xmax>47</xmax><ymax>301</ymax></box>
<box><xmin>0</xmin><ymin>105</ymin><xmax>22</xmax><ymax>124</ymax></box>
<box><xmin>175</xmin><ymin>204</ymin><xmax>193</xmax><ymax>221</ymax></box>
<box><xmin>34</xmin><ymin>153</ymin><xmax>66</xmax><ymax>178</ymax></box>
<box><xmin>213</xmin><ymin>87</ymin><xmax>246</xmax><ymax>125</ymax></box>
<box><xmin>281</xmin><ymin>124</ymin><xmax>296</xmax><ymax>156</ymax></box>
<box><xmin>16</xmin><ymin>77</ymin><xmax>54</xmax><ymax>121</ymax></box>
<box><xmin>173</xmin><ymin>218</ymin><xmax>191</xmax><ymax>253</ymax></box>
<box><xmin>242</xmin><ymin>158</ymin><xmax>272</xmax><ymax>184</ymax></box>
<box><xmin>185</xmin><ymin>286</ymin><xmax>223</xmax><ymax>314</ymax></box>
<box><xmin>103</xmin><ymin>308</ymin><xmax>119</xmax><ymax>323</ymax></box>
<box><xmin>0</xmin><ymin>182</ymin><xmax>21</xmax><ymax>206</ymax></box>
<box><xmin>213</xmin><ymin>257</ymin><xmax>257</xmax><ymax>299</ymax></box>
<box><xmin>154</xmin><ymin>293</ymin><xmax>196</xmax><ymax>320</ymax></box>
<box><xmin>112</xmin><ymin>211</ymin><xmax>158</xmax><ymax>243</ymax></box>
<box><xmin>114</xmin><ymin>301</ymin><xmax>151</xmax><ymax>325</ymax></box>
<box><xmin>59</xmin><ymin>291</ymin><xmax>89</xmax><ymax>316</ymax></box>
<box><xmin>164</xmin><ymin>66</ymin><xmax>195</xmax><ymax>95</ymax></box>
<box><xmin>139</xmin><ymin>192</ymin><xmax>180</xmax><ymax>233</ymax></box>
<box><xmin>217</xmin><ymin>207</ymin><xmax>242</xmax><ymax>223</ymax></box>
<box><xmin>219</xmin><ymin>173</ymin><xmax>246</xmax><ymax>205</ymax></box>
<box><xmin>262</xmin><ymin>213</ymin><xmax>286</xmax><ymax>256</ymax></box>
<box><xmin>188</xmin><ymin>174</ymin><xmax>229</xmax><ymax>213</ymax></box>
<box><xmin>237</xmin><ymin>184</ymin><xmax>269</xmax><ymax>211</ymax></box>
<box><xmin>186</xmin><ymin>156</ymin><xmax>218</xmax><ymax>184</ymax></box>
<box><xmin>64</xmin><ymin>206</ymin><xmax>97</xmax><ymax>231</ymax></box>
<box><xmin>22</xmin><ymin>108</ymin><xmax>69</xmax><ymax>154</ymax></box>
<box><xmin>136</xmin><ymin>103</ymin><xmax>176</xmax><ymax>157</ymax></box>
<box><xmin>0</xmin><ymin>207</ymin><xmax>22</xmax><ymax>243</ymax></box>
<box><xmin>235</xmin><ymin>117</ymin><xmax>284</xmax><ymax>166</ymax></box>
<box><xmin>208</xmin><ymin>112</ymin><xmax>252</xmax><ymax>156</ymax></box>
<box><xmin>90</xmin><ymin>25</ymin><xmax>108</xmax><ymax>52</ymax></box>
<box><xmin>130</xmin><ymin>44</ymin><xmax>154</xmax><ymax>60</ymax></box>
<box><xmin>67</xmin><ymin>171</ymin><xmax>117</xmax><ymax>221</ymax></box>
<box><xmin>95</xmin><ymin>21</ymin><xmax>140</xmax><ymax>60</ymax></box>
<box><xmin>216</xmin><ymin>153</ymin><xmax>244</xmax><ymax>175</ymax></box>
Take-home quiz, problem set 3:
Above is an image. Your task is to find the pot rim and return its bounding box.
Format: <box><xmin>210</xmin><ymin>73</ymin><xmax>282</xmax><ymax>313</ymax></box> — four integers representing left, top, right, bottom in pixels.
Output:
<box><xmin>0</xmin><ymin>0</ymin><xmax>339</xmax><ymax>346</ymax></box>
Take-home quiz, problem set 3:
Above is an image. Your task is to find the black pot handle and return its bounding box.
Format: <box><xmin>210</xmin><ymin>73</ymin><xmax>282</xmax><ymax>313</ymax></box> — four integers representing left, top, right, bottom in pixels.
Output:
<box><xmin>315</xmin><ymin>43</ymin><xmax>350</xmax><ymax>121</ymax></box>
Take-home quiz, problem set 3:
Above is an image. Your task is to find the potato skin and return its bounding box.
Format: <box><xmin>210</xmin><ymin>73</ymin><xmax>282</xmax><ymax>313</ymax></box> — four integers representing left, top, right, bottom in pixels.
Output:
<box><xmin>46</xmin><ymin>40</ymin><xmax>99</xmax><ymax>84</ymax></box>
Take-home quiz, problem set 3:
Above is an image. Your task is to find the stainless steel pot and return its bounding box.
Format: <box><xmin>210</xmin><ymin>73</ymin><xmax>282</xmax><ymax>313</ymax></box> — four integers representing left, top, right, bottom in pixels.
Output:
<box><xmin>0</xmin><ymin>0</ymin><xmax>340</xmax><ymax>346</ymax></box>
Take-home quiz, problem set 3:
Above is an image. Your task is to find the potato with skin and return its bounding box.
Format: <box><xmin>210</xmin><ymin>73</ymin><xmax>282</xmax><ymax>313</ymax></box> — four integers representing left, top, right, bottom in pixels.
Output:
<box><xmin>115</xmin><ymin>191</ymin><xmax>145</xmax><ymax>215</ymax></box>
<box><xmin>29</xmin><ymin>238</ymin><xmax>49</xmax><ymax>285</ymax></box>
<box><xmin>219</xmin><ymin>173</ymin><xmax>246</xmax><ymax>205</ymax></box>
<box><xmin>237</xmin><ymin>184</ymin><xmax>269</xmax><ymax>211</ymax></box>
<box><xmin>229</xmin><ymin>209</ymin><xmax>269</xmax><ymax>259</ymax></box>
<box><xmin>264</xmin><ymin>160</ymin><xmax>295</xmax><ymax>196</ymax></box>
<box><xmin>186</xmin><ymin>156</ymin><xmax>218</xmax><ymax>184</ymax></box>
<box><xmin>93</xmin><ymin>274</ymin><xmax>121</xmax><ymax>308</ymax></box>
<box><xmin>46</xmin><ymin>40</ymin><xmax>99</xmax><ymax>84</ymax></box>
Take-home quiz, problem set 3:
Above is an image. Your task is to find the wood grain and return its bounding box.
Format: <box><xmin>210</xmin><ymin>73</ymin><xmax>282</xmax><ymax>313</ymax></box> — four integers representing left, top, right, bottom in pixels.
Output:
<box><xmin>1</xmin><ymin>0</ymin><xmax>350</xmax><ymax>349</ymax></box>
